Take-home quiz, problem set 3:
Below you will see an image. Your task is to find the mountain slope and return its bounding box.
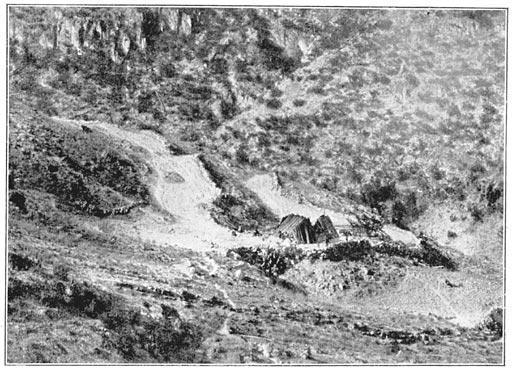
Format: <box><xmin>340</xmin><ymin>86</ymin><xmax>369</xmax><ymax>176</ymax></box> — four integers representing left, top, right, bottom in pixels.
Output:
<box><xmin>7</xmin><ymin>7</ymin><xmax>504</xmax><ymax>364</ymax></box>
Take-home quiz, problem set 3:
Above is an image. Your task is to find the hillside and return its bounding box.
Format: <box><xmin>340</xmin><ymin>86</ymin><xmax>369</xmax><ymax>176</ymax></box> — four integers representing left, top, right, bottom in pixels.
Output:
<box><xmin>7</xmin><ymin>7</ymin><xmax>505</xmax><ymax>364</ymax></box>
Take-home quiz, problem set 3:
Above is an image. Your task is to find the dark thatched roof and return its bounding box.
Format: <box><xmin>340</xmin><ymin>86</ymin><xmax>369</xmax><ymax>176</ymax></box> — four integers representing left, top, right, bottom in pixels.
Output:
<box><xmin>314</xmin><ymin>215</ymin><xmax>339</xmax><ymax>242</ymax></box>
<box><xmin>276</xmin><ymin>214</ymin><xmax>316</xmax><ymax>244</ymax></box>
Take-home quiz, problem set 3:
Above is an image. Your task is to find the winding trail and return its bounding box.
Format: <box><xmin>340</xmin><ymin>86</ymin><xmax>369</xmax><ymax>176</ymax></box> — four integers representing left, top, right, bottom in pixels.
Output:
<box><xmin>246</xmin><ymin>174</ymin><xmax>351</xmax><ymax>227</ymax></box>
<box><xmin>53</xmin><ymin>117</ymin><xmax>268</xmax><ymax>251</ymax></box>
<box><xmin>53</xmin><ymin>116</ymin><xmax>420</xmax><ymax>250</ymax></box>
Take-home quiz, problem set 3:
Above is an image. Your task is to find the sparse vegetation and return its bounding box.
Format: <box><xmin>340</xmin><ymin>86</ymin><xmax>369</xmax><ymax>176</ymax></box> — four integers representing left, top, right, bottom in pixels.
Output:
<box><xmin>8</xmin><ymin>7</ymin><xmax>504</xmax><ymax>364</ymax></box>
<box><xmin>266</xmin><ymin>98</ymin><xmax>283</xmax><ymax>109</ymax></box>
<box><xmin>293</xmin><ymin>98</ymin><xmax>306</xmax><ymax>107</ymax></box>
<box><xmin>199</xmin><ymin>155</ymin><xmax>279</xmax><ymax>231</ymax></box>
<box><xmin>8</xmin><ymin>275</ymin><xmax>203</xmax><ymax>362</ymax></box>
<box><xmin>231</xmin><ymin>246</ymin><xmax>305</xmax><ymax>278</ymax></box>
<box><xmin>9</xmin><ymin>116</ymin><xmax>150</xmax><ymax>216</ymax></box>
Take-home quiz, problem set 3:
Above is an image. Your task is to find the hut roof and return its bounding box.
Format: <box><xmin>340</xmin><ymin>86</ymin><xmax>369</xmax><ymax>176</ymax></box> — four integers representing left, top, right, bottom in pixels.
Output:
<box><xmin>314</xmin><ymin>214</ymin><xmax>339</xmax><ymax>242</ymax></box>
<box><xmin>277</xmin><ymin>214</ymin><xmax>316</xmax><ymax>244</ymax></box>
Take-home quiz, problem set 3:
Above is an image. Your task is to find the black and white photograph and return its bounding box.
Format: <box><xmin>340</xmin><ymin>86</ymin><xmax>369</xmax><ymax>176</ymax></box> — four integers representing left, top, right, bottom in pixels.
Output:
<box><xmin>5</xmin><ymin>3</ymin><xmax>506</xmax><ymax>364</ymax></box>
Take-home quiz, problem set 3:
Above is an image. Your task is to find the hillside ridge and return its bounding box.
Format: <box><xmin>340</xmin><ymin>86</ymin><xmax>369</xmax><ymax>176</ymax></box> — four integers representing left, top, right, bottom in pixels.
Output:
<box><xmin>8</xmin><ymin>7</ymin><xmax>504</xmax><ymax>364</ymax></box>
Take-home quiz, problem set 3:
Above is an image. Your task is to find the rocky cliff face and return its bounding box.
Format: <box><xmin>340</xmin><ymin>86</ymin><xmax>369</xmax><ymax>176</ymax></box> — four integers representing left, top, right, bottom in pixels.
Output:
<box><xmin>9</xmin><ymin>7</ymin><xmax>329</xmax><ymax>133</ymax></box>
<box><xmin>9</xmin><ymin>7</ymin><xmax>314</xmax><ymax>69</ymax></box>
<box><xmin>9</xmin><ymin>8</ymin><xmax>198</xmax><ymax>64</ymax></box>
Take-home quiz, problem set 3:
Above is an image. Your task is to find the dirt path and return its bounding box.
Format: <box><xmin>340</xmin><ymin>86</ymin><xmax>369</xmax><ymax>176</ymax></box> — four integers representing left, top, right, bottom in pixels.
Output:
<box><xmin>54</xmin><ymin>115</ymin><xmax>419</xmax><ymax>250</ymax></box>
<box><xmin>246</xmin><ymin>174</ymin><xmax>352</xmax><ymax>227</ymax></box>
<box><xmin>53</xmin><ymin>117</ymin><xmax>274</xmax><ymax>252</ymax></box>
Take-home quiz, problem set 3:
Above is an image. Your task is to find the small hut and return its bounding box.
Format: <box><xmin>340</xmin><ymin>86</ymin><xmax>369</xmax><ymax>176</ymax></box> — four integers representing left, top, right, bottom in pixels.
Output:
<box><xmin>314</xmin><ymin>215</ymin><xmax>339</xmax><ymax>243</ymax></box>
<box><xmin>276</xmin><ymin>214</ymin><xmax>316</xmax><ymax>244</ymax></box>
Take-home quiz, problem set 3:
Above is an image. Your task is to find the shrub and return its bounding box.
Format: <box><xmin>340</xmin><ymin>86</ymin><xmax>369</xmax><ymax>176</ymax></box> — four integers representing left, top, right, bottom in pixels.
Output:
<box><xmin>210</xmin><ymin>57</ymin><xmax>229</xmax><ymax>74</ymax></box>
<box><xmin>235</xmin><ymin>145</ymin><xmax>250</xmax><ymax>164</ymax></box>
<box><xmin>66</xmin><ymin>282</ymin><xmax>117</xmax><ymax>318</ymax></box>
<box><xmin>9</xmin><ymin>191</ymin><xmax>27</xmax><ymax>213</ymax></box>
<box><xmin>231</xmin><ymin>246</ymin><xmax>305</xmax><ymax>278</ymax></box>
<box><xmin>8</xmin><ymin>278</ymin><xmax>40</xmax><ymax>301</ymax></box>
<box><xmin>379</xmin><ymin>75</ymin><xmax>391</xmax><ymax>85</ymax></box>
<box><xmin>481</xmin><ymin>307</ymin><xmax>503</xmax><ymax>337</ymax></box>
<box><xmin>430</xmin><ymin>165</ymin><xmax>446</xmax><ymax>181</ymax></box>
<box><xmin>35</xmin><ymin>93</ymin><xmax>58</xmax><ymax>116</ymax></box>
<box><xmin>310</xmin><ymin>241</ymin><xmax>375</xmax><ymax>262</ymax></box>
<box><xmin>160</xmin><ymin>62</ymin><xmax>177</xmax><ymax>78</ymax></box>
<box><xmin>180</xmin><ymin>129</ymin><xmax>201</xmax><ymax>142</ymax></box>
<box><xmin>469</xmin><ymin>203</ymin><xmax>485</xmax><ymax>222</ymax></box>
<box><xmin>266</xmin><ymin>98</ymin><xmax>282</xmax><ymax>109</ymax></box>
<box><xmin>178</xmin><ymin>103</ymin><xmax>204</xmax><ymax>121</ymax></box>
<box><xmin>13</xmin><ymin>67</ymin><xmax>40</xmax><ymax>91</ymax></box>
<box><xmin>405</xmin><ymin>73</ymin><xmax>420</xmax><ymax>89</ymax></box>
<box><xmin>103</xmin><ymin>306</ymin><xmax>202</xmax><ymax>362</ymax></box>
<box><xmin>53</xmin><ymin>263</ymin><xmax>72</xmax><ymax>281</ymax></box>
<box><xmin>447</xmin><ymin>106</ymin><xmax>464</xmax><ymax>122</ymax></box>
<box><xmin>447</xmin><ymin>230</ymin><xmax>458</xmax><ymax>238</ymax></box>
<box><xmin>391</xmin><ymin>200</ymin><xmax>408</xmax><ymax>229</ymax></box>
<box><xmin>270</xmin><ymin>87</ymin><xmax>283</xmax><ymax>98</ymax></box>
<box><xmin>480</xmin><ymin>103</ymin><xmax>499</xmax><ymax>129</ymax></box>
<box><xmin>8</xmin><ymin>277</ymin><xmax>118</xmax><ymax>319</ymax></box>
<box><xmin>307</xmin><ymin>86</ymin><xmax>326</xmax><ymax>95</ymax></box>
<box><xmin>257</xmin><ymin>134</ymin><xmax>271</xmax><ymax>148</ymax></box>
<box><xmin>360</xmin><ymin>178</ymin><xmax>397</xmax><ymax>212</ymax></box>
<box><xmin>259</xmin><ymin>37</ymin><xmax>300</xmax><ymax>74</ymax></box>
<box><xmin>9</xmin><ymin>253</ymin><xmax>37</xmax><ymax>271</ymax></box>
<box><xmin>485</xmin><ymin>182</ymin><xmax>503</xmax><ymax>209</ymax></box>
<box><xmin>135</xmin><ymin>119</ymin><xmax>164</xmax><ymax>135</ymax></box>
<box><xmin>220</xmin><ymin>99</ymin><xmax>239</xmax><ymax>119</ymax></box>
<box><xmin>391</xmin><ymin>192</ymin><xmax>423</xmax><ymax>229</ymax></box>
<box><xmin>376</xmin><ymin>240</ymin><xmax>457</xmax><ymax>270</ymax></box>
<box><xmin>376</xmin><ymin>19</ymin><xmax>393</xmax><ymax>30</ymax></box>
<box><xmin>138</xmin><ymin>93</ymin><xmax>154</xmax><ymax>113</ymax></box>
<box><xmin>293</xmin><ymin>99</ymin><xmax>306</xmax><ymax>107</ymax></box>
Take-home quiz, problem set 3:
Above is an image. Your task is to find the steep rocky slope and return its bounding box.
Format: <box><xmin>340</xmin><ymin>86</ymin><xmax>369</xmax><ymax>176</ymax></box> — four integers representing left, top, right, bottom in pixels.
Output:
<box><xmin>9</xmin><ymin>7</ymin><xmax>504</xmax><ymax>230</ymax></box>
<box><xmin>7</xmin><ymin>7</ymin><xmax>504</xmax><ymax>364</ymax></box>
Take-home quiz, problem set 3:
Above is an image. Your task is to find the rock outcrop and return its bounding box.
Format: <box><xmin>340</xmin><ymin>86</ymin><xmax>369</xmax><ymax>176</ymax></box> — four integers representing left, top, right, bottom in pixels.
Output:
<box><xmin>9</xmin><ymin>8</ymin><xmax>193</xmax><ymax>64</ymax></box>
<box><xmin>10</xmin><ymin>8</ymin><xmax>316</xmax><ymax>71</ymax></box>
